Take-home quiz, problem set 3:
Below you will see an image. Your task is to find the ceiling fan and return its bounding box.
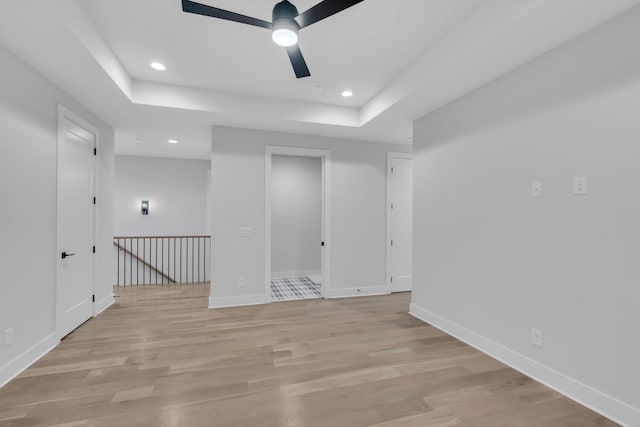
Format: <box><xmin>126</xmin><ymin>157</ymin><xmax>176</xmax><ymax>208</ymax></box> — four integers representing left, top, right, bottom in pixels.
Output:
<box><xmin>181</xmin><ymin>0</ymin><xmax>364</xmax><ymax>79</ymax></box>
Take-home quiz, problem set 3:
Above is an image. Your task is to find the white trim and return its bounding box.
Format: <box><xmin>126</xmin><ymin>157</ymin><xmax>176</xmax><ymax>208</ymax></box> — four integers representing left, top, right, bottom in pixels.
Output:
<box><xmin>265</xmin><ymin>146</ymin><xmax>331</xmax><ymax>303</ymax></box>
<box><xmin>209</xmin><ymin>294</ymin><xmax>269</xmax><ymax>309</ymax></box>
<box><xmin>325</xmin><ymin>286</ymin><xmax>389</xmax><ymax>299</ymax></box>
<box><xmin>206</xmin><ymin>168</ymin><xmax>212</xmax><ymax>235</ymax></box>
<box><xmin>93</xmin><ymin>293</ymin><xmax>115</xmax><ymax>316</ymax></box>
<box><xmin>56</xmin><ymin>104</ymin><xmax>99</xmax><ymax>339</ymax></box>
<box><xmin>0</xmin><ymin>333</ymin><xmax>59</xmax><ymax>389</ymax></box>
<box><xmin>386</xmin><ymin>152</ymin><xmax>413</xmax><ymax>293</ymax></box>
<box><xmin>409</xmin><ymin>303</ymin><xmax>640</xmax><ymax>427</ymax></box>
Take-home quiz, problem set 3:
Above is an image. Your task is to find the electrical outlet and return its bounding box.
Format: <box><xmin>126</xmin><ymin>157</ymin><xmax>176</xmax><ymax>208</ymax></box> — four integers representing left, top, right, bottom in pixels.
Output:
<box><xmin>531</xmin><ymin>328</ymin><xmax>543</xmax><ymax>347</ymax></box>
<box><xmin>573</xmin><ymin>176</ymin><xmax>587</xmax><ymax>195</ymax></box>
<box><xmin>531</xmin><ymin>182</ymin><xmax>542</xmax><ymax>197</ymax></box>
<box><xmin>238</xmin><ymin>277</ymin><xmax>245</xmax><ymax>287</ymax></box>
<box><xmin>4</xmin><ymin>328</ymin><xmax>14</xmax><ymax>346</ymax></box>
<box><xmin>238</xmin><ymin>227</ymin><xmax>252</xmax><ymax>237</ymax></box>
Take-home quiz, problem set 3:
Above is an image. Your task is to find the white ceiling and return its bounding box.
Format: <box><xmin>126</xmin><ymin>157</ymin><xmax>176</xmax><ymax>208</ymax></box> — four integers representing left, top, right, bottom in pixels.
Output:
<box><xmin>0</xmin><ymin>0</ymin><xmax>638</xmax><ymax>159</ymax></box>
<box><xmin>83</xmin><ymin>0</ymin><xmax>481</xmax><ymax>107</ymax></box>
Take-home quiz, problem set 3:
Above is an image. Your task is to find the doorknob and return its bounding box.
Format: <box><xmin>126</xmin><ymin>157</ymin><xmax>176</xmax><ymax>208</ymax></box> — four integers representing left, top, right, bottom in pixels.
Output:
<box><xmin>61</xmin><ymin>252</ymin><xmax>75</xmax><ymax>259</ymax></box>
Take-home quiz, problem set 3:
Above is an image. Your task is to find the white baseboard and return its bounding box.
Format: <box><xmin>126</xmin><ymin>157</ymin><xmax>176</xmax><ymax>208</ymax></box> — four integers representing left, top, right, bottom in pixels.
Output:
<box><xmin>209</xmin><ymin>294</ymin><xmax>268</xmax><ymax>309</ymax></box>
<box><xmin>0</xmin><ymin>333</ymin><xmax>59</xmax><ymax>389</ymax></box>
<box><xmin>94</xmin><ymin>293</ymin><xmax>114</xmax><ymax>316</ymax></box>
<box><xmin>325</xmin><ymin>286</ymin><xmax>389</xmax><ymax>299</ymax></box>
<box><xmin>409</xmin><ymin>303</ymin><xmax>639</xmax><ymax>427</ymax></box>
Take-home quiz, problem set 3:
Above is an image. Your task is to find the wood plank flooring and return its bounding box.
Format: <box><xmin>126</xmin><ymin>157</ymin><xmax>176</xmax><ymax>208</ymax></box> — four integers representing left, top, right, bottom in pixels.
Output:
<box><xmin>0</xmin><ymin>285</ymin><xmax>618</xmax><ymax>426</ymax></box>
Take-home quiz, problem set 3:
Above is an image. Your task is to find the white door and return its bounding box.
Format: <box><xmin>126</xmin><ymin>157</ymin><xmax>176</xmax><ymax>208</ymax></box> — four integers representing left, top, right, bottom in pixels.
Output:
<box><xmin>57</xmin><ymin>115</ymin><xmax>95</xmax><ymax>338</ymax></box>
<box><xmin>390</xmin><ymin>157</ymin><xmax>413</xmax><ymax>292</ymax></box>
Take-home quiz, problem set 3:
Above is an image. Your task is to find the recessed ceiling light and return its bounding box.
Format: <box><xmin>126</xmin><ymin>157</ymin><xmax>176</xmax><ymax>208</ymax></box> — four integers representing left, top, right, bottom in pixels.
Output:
<box><xmin>168</xmin><ymin>139</ymin><xmax>179</xmax><ymax>144</ymax></box>
<box><xmin>312</xmin><ymin>83</ymin><xmax>324</xmax><ymax>91</ymax></box>
<box><xmin>150</xmin><ymin>62</ymin><xmax>166</xmax><ymax>71</ymax></box>
<box><xmin>341</xmin><ymin>90</ymin><xmax>353</xmax><ymax>98</ymax></box>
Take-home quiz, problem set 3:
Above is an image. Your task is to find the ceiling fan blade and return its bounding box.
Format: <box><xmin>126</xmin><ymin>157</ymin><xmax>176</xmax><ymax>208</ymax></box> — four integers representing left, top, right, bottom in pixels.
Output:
<box><xmin>182</xmin><ymin>0</ymin><xmax>272</xmax><ymax>29</ymax></box>
<box><xmin>286</xmin><ymin>45</ymin><xmax>311</xmax><ymax>79</ymax></box>
<box><xmin>296</xmin><ymin>0</ymin><xmax>364</xmax><ymax>29</ymax></box>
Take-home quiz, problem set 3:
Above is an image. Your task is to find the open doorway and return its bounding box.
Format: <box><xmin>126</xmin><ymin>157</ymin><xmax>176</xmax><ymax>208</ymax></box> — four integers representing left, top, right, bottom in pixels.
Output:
<box><xmin>265</xmin><ymin>147</ymin><xmax>331</xmax><ymax>302</ymax></box>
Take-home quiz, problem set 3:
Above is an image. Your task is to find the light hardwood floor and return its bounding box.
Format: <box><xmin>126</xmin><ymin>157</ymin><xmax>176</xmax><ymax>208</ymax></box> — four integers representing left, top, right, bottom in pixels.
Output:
<box><xmin>0</xmin><ymin>285</ymin><xmax>618</xmax><ymax>426</ymax></box>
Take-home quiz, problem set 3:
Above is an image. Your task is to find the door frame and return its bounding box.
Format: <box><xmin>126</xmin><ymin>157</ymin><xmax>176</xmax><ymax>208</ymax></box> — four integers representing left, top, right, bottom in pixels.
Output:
<box><xmin>386</xmin><ymin>152</ymin><xmax>413</xmax><ymax>293</ymax></box>
<box><xmin>265</xmin><ymin>146</ymin><xmax>331</xmax><ymax>302</ymax></box>
<box><xmin>56</xmin><ymin>104</ymin><xmax>98</xmax><ymax>338</ymax></box>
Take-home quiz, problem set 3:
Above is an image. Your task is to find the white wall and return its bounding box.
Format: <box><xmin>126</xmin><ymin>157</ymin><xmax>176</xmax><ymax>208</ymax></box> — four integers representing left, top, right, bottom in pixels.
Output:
<box><xmin>411</xmin><ymin>7</ymin><xmax>640</xmax><ymax>426</ymax></box>
<box><xmin>114</xmin><ymin>155</ymin><xmax>210</xmax><ymax>236</ymax></box>
<box><xmin>0</xmin><ymin>43</ymin><xmax>114</xmax><ymax>387</ymax></box>
<box><xmin>210</xmin><ymin>127</ymin><xmax>411</xmax><ymax>306</ymax></box>
<box><xmin>271</xmin><ymin>155</ymin><xmax>322</xmax><ymax>275</ymax></box>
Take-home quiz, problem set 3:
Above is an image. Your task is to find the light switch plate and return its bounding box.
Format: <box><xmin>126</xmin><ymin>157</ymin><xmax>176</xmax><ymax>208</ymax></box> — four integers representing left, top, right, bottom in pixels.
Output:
<box><xmin>4</xmin><ymin>328</ymin><xmax>14</xmax><ymax>346</ymax></box>
<box><xmin>531</xmin><ymin>328</ymin><xmax>543</xmax><ymax>347</ymax></box>
<box><xmin>573</xmin><ymin>176</ymin><xmax>587</xmax><ymax>195</ymax></box>
<box><xmin>532</xmin><ymin>182</ymin><xmax>542</xmax><ymax>198</ymax></box>
<box><xmin>238</xmin><ymin>227</ymin><xmax>252</xmax><ymax>237</ymax></box>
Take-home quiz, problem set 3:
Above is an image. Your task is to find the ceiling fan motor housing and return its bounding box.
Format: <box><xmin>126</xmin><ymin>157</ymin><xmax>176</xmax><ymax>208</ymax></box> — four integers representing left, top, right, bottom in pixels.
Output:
<box><xmin>273</xmin><ymin>0</ymin><xmax>300</xmax><ymax>29</ymax></box>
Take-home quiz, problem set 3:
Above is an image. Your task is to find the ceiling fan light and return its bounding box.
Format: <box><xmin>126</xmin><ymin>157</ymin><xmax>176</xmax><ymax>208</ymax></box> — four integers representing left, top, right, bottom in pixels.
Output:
<box><xmin>272</xmin><ymin>18</ymin><xmax>299</xmax><ymax>47</ymax></box>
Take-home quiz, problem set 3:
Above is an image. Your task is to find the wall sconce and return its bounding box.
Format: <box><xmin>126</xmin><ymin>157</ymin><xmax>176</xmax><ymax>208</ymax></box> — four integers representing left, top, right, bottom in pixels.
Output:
<box><xmin>141</xmin><ymin>200</ymin><xmax>149</xmax><ymax>215</ymax></box>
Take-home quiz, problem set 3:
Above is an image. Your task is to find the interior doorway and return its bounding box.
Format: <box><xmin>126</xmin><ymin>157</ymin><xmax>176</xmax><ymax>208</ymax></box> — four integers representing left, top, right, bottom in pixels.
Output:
<box><xmin>56</xmin><ymin>106</ymin><xmax>97</xmax><ymax>338</ymax></box>
<box><xmin>265</xmin><ymin>146</ymin><xmax>331</xmax><ymax>302</ymax></box>
<box><xmin>387</xmin><ymin>152</ymin><xmax>413</xmax><ymax>293</ymax></box>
